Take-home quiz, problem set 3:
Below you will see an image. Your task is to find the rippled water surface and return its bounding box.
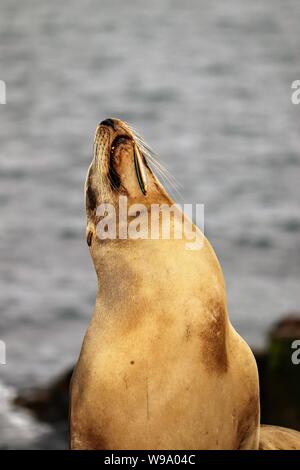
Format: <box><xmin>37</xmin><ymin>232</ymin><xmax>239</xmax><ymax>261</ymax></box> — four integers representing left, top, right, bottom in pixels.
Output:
<box><xmin>0</xmin><ymin>0</ymin><xmax>300</xmax><ymax>449</ymax></box>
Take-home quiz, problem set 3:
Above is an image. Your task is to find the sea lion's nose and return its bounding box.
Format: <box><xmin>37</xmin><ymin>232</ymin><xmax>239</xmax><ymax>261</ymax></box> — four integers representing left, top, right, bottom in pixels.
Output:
<box><xmin>100</xmin><ymin>118</ymin><xmax>116</xmax><ymax>130</ymax></box>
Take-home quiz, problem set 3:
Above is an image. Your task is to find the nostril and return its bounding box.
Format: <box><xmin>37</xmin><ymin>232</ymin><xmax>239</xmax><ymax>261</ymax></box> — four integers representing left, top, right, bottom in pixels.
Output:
<box><xmin>100</xmin><ymin>118</ymin><xmax>115</xmax><ymax>130</ymax></box>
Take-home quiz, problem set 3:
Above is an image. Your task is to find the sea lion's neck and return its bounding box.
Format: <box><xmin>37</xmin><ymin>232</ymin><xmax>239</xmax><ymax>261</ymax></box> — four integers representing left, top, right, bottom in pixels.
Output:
<box><xmin>91</xmin><ymin>239</ymin><xmax>143</xmax><ymax>291</ymax></box>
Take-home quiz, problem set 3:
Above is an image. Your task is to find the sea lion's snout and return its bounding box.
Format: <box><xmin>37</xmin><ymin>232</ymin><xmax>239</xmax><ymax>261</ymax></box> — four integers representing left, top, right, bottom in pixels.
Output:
<box><xmin>93</xmin><ymin>118</ymin><xmax>151</xmax><ymax>198</ymax></box>
<box><xmin>100</xmin><ymin>118</ymin><xmax>116</xmax><ymax>130</ymax></box>
<box><xmin>87</xmin><ymin>119</ymin><xmax>173</xmax><ymax>237</ymax></box>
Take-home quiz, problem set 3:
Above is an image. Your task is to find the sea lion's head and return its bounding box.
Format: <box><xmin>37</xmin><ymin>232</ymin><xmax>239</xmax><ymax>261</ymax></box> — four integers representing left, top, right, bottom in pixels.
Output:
<box><xmin>85</xmin><ymin>118</ymin><xmax>172</xmax><ymax>246</ymax></box>
<box><xmin>85</xmin><ymin>118</ymin><xmax>203</xmax><ymax>254</ymax></box>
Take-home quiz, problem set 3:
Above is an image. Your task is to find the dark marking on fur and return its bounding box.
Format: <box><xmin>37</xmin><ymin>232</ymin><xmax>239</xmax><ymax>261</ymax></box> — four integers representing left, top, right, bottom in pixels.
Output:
<box><xmin>87</xmin><ymin>230</ymin><xmax>93</xmax><ymax>247</ymax></box>
<box><xmin>82</xmin><ymin>425</ymin><xmax>108</xmax><ymax>450</ymax></box>
<box><xmin>123</xmin><ymin>375</ymin><xmax>129</xmax><ymax>389</ymax></box>
<box><xmin>108</xmin><ymin>164</ymin><xmax>121</xmax><ymax>191</ymax></box>
<box><xmin>185</xmin><ymin>324</ymin><xmax>191</xmax><ymax>341</ymax></box>
<box><xmin>199</xmin><ymin>299</ymin><xmax>228</xmax><ymax>374</ymax></box>
<box><xmin>237</xmin><ymin>394</ymin><xmax>259</xmax><ymax>449</ymax></box>
<box><xmin>87</xmin><ymin>185</ymin><xmax>97</xmax><ymax>212</ymax></box>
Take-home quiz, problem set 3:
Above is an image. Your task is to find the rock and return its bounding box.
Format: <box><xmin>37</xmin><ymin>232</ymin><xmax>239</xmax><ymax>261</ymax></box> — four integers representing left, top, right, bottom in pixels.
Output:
<box><xmin>13</xmin><ymin>368</ymin><xmax>73</xmax><ymax>423</ymax></box>
<box><xmin>258</xmin><ymin>313</ymin><xmax>300</xmax><ymax>431</ymax></box>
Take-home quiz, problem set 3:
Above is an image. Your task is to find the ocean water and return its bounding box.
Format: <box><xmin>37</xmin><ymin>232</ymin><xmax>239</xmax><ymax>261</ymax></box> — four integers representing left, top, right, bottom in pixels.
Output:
<box><xmin>0</xmin><ymin>0</ymin><xmax>300</xmax><ymax>449</ymax></box>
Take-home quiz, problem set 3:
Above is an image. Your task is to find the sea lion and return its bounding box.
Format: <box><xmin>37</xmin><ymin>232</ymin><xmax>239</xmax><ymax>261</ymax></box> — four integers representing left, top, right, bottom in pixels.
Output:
<box><xmin>69</xmin><ymin>118</ymin><xmax>260</xmax><ymax>450</ymax></box>
<box><xmin>259</xmin><ymin>425</ymin><xmax>300</xmax><ymax>450</ymax></box>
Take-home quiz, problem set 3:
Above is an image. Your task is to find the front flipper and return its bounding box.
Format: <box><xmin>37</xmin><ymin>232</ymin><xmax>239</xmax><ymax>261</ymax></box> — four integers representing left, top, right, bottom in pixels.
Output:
<box><xmin>259</xmin><ymin>425</ymin><xmax>300</xmax><ymax>450</ymax></box>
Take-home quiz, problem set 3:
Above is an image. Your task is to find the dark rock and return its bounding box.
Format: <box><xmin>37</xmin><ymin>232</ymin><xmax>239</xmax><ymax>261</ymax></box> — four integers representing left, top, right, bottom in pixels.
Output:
<box><xmin>258</xmin><ymin>313</ymin><xmax>300</xmax><ymax>431</ymax></box>
<box><xmin>13</xmin><ymin>368</ymin><xmax>73</xmax><ymax>423</ymax></box>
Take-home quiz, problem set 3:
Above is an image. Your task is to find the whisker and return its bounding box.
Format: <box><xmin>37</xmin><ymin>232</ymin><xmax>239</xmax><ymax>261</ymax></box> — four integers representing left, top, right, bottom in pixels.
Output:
<box><xmin>135</xmin><ymin>139</ymin><xmax>182</xmax><ymax>189</ymax></box>
<box><xmin>146</xmin><ymin>153</ymin><xmax>182</xmax><ymax>191</ymax></box>
<box><xmin>147</xmin><ymin>158</ymin><xmax>184</xmax><ymax>202</ymax></box>
<box><xmin>124</xmin><ymin>122</ymin><xmax>183</xmax><ymax>201</ymax></box>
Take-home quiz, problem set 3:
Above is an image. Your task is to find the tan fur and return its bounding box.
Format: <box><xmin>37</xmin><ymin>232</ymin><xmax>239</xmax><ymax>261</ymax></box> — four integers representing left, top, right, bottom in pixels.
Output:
<box><xmin>259</xmin><ymin>425</ymin><xmax>300</xmax><ymax>450</ymax></box>
<box><xmin>69</xmin><ymin>119</ymin><xmax>260</xmax><ymax>450</ymax></box>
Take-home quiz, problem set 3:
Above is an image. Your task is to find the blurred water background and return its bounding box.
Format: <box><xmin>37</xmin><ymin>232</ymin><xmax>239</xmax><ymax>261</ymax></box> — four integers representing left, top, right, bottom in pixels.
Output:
<box><xmin>0</xmin><ymin>0</ymin><xmax>299</xmax><ymax>449</ymax></box>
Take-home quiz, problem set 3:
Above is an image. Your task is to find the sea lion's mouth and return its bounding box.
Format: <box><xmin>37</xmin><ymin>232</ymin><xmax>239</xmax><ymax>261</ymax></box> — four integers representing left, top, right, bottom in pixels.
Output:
<box><xmin>108</xmin><ymin>135</ymin><xmax>132</xmax><ymax>192</ymax></box>
<box><xmin>109</xmin><ymin>134</ymin><xmax>148</xmax><ymax>195</ymax></box>
<box><xmin>110</xmin><ymin>135</ymin><xmax>132</xmax><ymax>158</ymax></box>
<box><xmin>92</xmin><ymin>118</ymin><xmax>174</xmax><ymax>202</ymax></box>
